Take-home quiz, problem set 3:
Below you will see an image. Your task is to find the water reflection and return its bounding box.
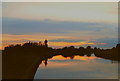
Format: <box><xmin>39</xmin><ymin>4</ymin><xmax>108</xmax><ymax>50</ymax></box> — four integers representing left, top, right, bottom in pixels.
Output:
<box><xmin>40</xmin><ymin>54</ymin><xmax>117</xmax><ymax>67</ymax></box>
<box><xmin>3</xmin><ymin>41</ymin><xmax>119</xmax><ymax>80</ymax></box>
<box><xmin>34</xmin><ymin>55</ymin><xmax>118</xmax><ymax>79</ymax></box>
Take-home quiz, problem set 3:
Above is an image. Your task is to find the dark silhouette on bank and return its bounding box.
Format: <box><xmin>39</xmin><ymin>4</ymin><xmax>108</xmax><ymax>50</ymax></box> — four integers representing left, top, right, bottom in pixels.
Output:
<box><xmin>2</xmin><ymin>40</ymin><xmax>119</xmax><ymax>80</ymax></box>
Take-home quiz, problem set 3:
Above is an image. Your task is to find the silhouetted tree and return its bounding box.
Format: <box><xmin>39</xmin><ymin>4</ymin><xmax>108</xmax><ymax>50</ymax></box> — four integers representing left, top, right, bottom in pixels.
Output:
<box><xmin>44</xmin><ymin>40</ymin><xmax>48</xmax><ymax>47</ymax></box>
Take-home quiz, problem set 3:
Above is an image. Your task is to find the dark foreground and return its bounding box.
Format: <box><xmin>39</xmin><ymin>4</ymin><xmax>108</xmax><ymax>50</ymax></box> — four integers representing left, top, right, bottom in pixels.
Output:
<box><xmin>2</xmin><ymin>41</ymin><xmax>120</xmax><ymax>81</ymax></box>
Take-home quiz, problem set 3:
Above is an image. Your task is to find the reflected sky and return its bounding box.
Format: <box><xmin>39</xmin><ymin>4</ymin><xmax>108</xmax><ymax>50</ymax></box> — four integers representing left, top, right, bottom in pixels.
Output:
<box><xmin>34</xmin><ymin>55</ymin><xmax>118</xmax><ymax>79</ymax></box>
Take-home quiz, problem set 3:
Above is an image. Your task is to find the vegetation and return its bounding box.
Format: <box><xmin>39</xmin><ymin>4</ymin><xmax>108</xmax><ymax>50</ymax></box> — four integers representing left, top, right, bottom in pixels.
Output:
<box><xmin>3</xmin><ymin>40</ymin><xmax>119</xmax><ymax>61</ymax></box>
<box><xmin>2</xmin><ymin>40</ymin><xmax>119</xmax><ymax>80</ymax></box>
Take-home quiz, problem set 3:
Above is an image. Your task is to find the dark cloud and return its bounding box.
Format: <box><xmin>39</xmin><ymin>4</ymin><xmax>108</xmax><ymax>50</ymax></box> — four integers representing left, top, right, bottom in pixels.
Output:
<box><xmin>49</xmin><ymin>38</ymin><xmax>118</xmax><ymax>48</ymax></box>
<box><xmin>95</xmin><ymin>38</ymin><xmax>118</xmax><ymax>48</ymax></box>
<box><xmin>3</xmin><ymin>17</ymin><xmax>117</xmax><ymax>35</ymax></box>
<box><xmin>49</xmin><ymin>39</ymin><xmax>85</xmax><ymax>42</ymax></box>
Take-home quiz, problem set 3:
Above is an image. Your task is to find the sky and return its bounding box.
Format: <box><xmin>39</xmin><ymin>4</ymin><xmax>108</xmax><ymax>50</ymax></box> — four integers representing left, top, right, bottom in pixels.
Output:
<box><xmin>2</xmin><ymin>2</ymin><xmax>118</xmax><ymax>49</ymax></box>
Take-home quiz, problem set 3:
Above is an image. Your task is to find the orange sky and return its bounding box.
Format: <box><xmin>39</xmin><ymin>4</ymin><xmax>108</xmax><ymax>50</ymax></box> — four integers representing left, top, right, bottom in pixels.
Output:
<box><xmin>2</xmin><ymin>40</ymin><xmax>106</xmax><ymax>50</ymax></box>
<box><xmin>2</xmin><ymin>34</ymin><xmax>107</xmax><ymax>49</ymax></box>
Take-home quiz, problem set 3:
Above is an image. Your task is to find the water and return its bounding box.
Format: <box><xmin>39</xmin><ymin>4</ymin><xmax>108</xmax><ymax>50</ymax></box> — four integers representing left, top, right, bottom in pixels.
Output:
<box><xmin>34</xmin><ymin>54</ymin><xmax>118</xmax><ymax>79</ymax></box>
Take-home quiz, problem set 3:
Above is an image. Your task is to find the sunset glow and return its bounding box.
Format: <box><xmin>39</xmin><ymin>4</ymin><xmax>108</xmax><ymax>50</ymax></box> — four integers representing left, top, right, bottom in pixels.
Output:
<box><xmin>2</xmin><ymin>40</ymin><xmax>107</xmax><ymax>50</ymax></box>
<box><xmin>49</xmin><ymin>41</ymin><xmax>106</xmax><ymax>47</ymax></box>
<box><xmin>2</xmin><ymin>2</ymin><xmax>118</xmax><ymax>49</ymax></box>
<box><xmin>2</xmin><ymin>2</ymin><xmax>118</xmax><ymax>79</ymax></box>
<box><xmin>50</xmin><ymin>55</ymin><xmax>97</xmax><ymax>61</ymax></box>
<box><xmin>2</xmin><ymin>34</ymin><xmax>107</xmax><ymax>49</ymax></box>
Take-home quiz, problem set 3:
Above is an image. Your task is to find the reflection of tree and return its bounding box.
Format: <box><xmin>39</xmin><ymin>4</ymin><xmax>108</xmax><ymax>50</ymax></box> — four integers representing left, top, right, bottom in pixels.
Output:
<box><xmin>2</xmin><ymin>40</ymin><xmax>119</xmax><ymax>80</ymax></box>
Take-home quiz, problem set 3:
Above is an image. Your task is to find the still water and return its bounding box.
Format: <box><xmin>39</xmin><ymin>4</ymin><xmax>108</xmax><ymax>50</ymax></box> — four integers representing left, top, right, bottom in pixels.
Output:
<box><xmin>34</xmin><ymin>54</ymin><xmax>118</xmax><ymax>79</ymax></box>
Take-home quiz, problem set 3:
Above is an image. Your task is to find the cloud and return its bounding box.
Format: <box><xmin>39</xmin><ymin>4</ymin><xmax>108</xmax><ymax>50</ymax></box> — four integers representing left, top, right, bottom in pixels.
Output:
<box><xmin>3</xmin><ymin>17</ymin><xmax>117</xmax><ymax>38</ymax></box>
<box><xmin>49</xmin><ymin>41</ymin><xmax>106</xmax><ymax>47</ymax></box>
<box><xmin>49</xmin><ymin>39</ymin><xmax>85</xmax><ymax>42</ymax></box>
<box><xmin>2</xmin><ymin>17</ymin><xmax>118</xmax><ymax>49</ymax></box>
<box><xmin>2</xmin><ymin>34</ymin><xmax>71</xmax><ymax>49</ymax></box>
<box><xmin>2</xmin><ymin>33</ymin><xmax>118</xmax><ymax>49</ymax></box>
<box><xmin>3</xmin><ymin>2</ymin><xmax>117</xmax><ymax>23</ymax></box>
<box><xmin>2</xmin><ymin>34</ymin><xmax>109</xmax><ymax>49</ymax></box>
<box><xmin>49</xmin><ymin>38</ymin><xmax>118</xmax><ymax>48</ymax></box>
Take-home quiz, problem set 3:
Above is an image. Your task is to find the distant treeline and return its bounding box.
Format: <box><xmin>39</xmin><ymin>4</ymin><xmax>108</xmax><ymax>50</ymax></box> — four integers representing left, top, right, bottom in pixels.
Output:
<box><xmin>3</xmin><ymin>40</ymin><xmax>120</xmax><ymax>61</ymax></box>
